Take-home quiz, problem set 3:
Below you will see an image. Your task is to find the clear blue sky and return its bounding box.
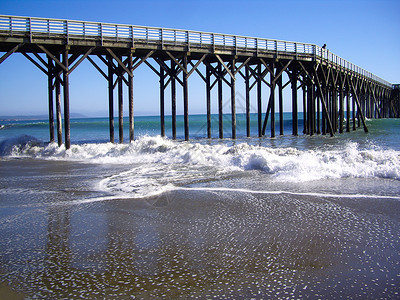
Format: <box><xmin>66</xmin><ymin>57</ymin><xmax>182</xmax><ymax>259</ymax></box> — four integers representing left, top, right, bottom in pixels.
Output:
<box><xmin>0</xmin><ymin>0</ymin><xmax>399</xmax><ymax>117</ymax></box>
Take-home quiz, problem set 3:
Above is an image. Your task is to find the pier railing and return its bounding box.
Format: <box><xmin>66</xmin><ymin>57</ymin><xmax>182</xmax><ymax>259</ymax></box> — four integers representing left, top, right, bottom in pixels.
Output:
<box><xmin>0</xmin><ymin>15</ymin><xmax>392</xmax><ymax>88</ymax></box>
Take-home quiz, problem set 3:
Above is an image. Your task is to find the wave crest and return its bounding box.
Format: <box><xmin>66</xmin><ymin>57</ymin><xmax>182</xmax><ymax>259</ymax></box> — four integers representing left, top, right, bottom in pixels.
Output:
<box><xmin>3</xmin><ymin>135</ymin><xmax>400</xmax><ymax>198</ymax></box>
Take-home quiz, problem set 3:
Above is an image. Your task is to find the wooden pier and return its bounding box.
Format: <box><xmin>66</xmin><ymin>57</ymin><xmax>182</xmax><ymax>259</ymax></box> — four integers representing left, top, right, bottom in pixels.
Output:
<box><xmin>0</xmin><ymin>15</ymin><xmax>397</xmax><ymax>148</ymax></box>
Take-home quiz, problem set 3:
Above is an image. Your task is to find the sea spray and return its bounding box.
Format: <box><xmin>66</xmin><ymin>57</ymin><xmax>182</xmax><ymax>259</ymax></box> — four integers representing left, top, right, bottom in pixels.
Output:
<box><xmin>3</xmin><ymin>135</ymin><xmax>399</xmax><ymax>199</ymax></box>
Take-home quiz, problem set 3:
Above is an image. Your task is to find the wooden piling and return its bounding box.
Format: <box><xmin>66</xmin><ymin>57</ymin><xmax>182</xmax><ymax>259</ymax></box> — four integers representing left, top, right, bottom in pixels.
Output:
<box><xmin>231</xmin><ymin>59</ymin><xmax>236</xmax><ymax>139</ymax></box>
<box><xmin>346</xmin><ymin>89</ymin><xmax>350</xmax><ymax>132</ymax></box>
<box><xmin>128</xmin><ymin>51</ymin><xmax>134</xmax><ymax>142</ymax></box>
<box><xmin>47</xmin><ymin>56</ymin><xmax>55</xmax><ymax>143</ymax></box>
<box><xmin>328</xmin><ymin>89</ymin><xmax>333</xmax><ymax>132</ymax></box>
<box><xmin>206</xmin><ymin>63</ymin><xmax>211</xmax><ymax>139</ymax></box>
<box><xmin>55</xmin><ymin>73</ymin><xmax>62</xmax><ymax>146</ymax></box>
<box><xmin>278</xmin><ymin>74</ymin><xmax>283</xmax><ymax>136</ymax></box>
<box><xmin>118</xmin><ymin>58</ymin><xmax>123</xmax><ymax>144</ymax></box>
<box><xmin>321</xmin><ymin>86</ymin><xmax>327</xmax><ymax>135</ymax></box>
<box><xmin>218</xmin><ymin>63</ymin><xmax>223</xmax><ymax>139</ymax></box>
<box><xmin>339</xmin><ymin>86</ymin><xmax>344</xmax><ymax>133</ymax></box>
<box><xmin>270</xmin><ymin>62</ymin><xmax>276</xmax><ymax>138</ymax></box>
<box><xmin>308</xmin><ymin>83</ymin><xmax>314</xmax><ymax>136</ymax></box>
<box><xmin>245</xmin><ymin>64</ymin><xmax>251</xmax><ymax>137</ymax></box>
<box><xmin>107</xmin><ymin>55</ymin><xmax>115</xmax><ymax>143</ymax></box>
<box><xmin>352</xmin><ymin>91</ymin><xmax>356</xmax><ymax>131</ymax></box>
<box><xmin>291</xmin><ymin>69</ymin><xmax>298</xmax><ymax>136</ymax></box>
<box><xmin>358</xmin><ymin>94</ymin><xmax>362</xmax><ymax>128</ymax></box>
<box><xmin>171</xmin><ymin>60</ymin><xmax>177</xmax><ymax>139</ymax></box>
<box><xmin>160</xmin><ymin>66</ymin><xmax>165</xmax><ymax>137</ymax></box>
<box><xmin>62</xmin><ymin>48</ymin><xmax>71</xmax><ymax>150</ymax></box>
<box><xmin>333</xmin><ymin>89</ymin><xmax>336</xmax><ymax>131</ymax></box>
<box><xmin>316</xmin><ymin>88</ymin><xmax>321</xmax><ymax>134</ymax></box>
<box><xmin>257</xmin><ymin>63</ymin><xmax>262</xmax><ymax>137</ymax></box>
<box><xmin>302</xmin><ymin>84</ymin><xmax>307</xmax><ymax>134</ymax></box>
<box><xmin>183</xmin><ymin>52</ymin><xmax>189</xmax><ymax>141</ymax></box>
<box><xmin>312</xmin><ymin>84</ymin><xmax>316</xmax><ymax>134</ymax></box>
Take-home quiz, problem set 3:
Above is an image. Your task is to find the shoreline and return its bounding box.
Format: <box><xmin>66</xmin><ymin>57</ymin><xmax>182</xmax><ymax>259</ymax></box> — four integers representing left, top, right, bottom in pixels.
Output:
<box><xmin>1</xmin><ymin>178</ymin><xmax>400</xmax><ymax>297</ymax></box>
<box><xmin>0</xmin><ymin>135</ymin><xmax>399</xmax><ymax>298</ymax></box>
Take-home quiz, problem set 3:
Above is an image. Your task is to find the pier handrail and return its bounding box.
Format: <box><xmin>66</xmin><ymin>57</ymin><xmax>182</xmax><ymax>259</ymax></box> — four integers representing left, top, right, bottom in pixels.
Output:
<box><xmin>0</xmin><ymin>15</ymin><xmax>392</xmax><ymax>88</ymax></box>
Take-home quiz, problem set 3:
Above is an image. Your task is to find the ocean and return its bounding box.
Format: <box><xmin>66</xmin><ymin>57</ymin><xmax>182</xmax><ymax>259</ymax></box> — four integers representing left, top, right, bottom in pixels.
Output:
<box><xmin>1</xmin><ymin>113</ymin><xmax>400</xmax><ymax>298</ymax></box>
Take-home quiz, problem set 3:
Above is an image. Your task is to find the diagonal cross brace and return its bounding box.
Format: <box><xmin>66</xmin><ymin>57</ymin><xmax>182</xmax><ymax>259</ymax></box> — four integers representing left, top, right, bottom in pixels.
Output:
<box><xmin>272</xmin><ymin>59</ymin><xmax>293</xmax><ymax>85</ymax></box>
<box><xmin>166</xmin><ymin>51</ymin><xmax>187</xmax><ymax>74</ymax></box>
<box><xmin>106</xmin><ymin>48</ymin><xmax>133</xmax><ymax>78</ymax></box>
<box><xmin>315</xmin><ymin>73</ymin><xmax>335</xmax><ymax>136</ymax></box>
<box><xmin>215</xmin><ymin>54</ymin><xmax>235</xmax><ymax>80</ymax></box>
<box><xmin>0</xmin><ymin>43</ymin><xmax>24</xmax><ymax>64</ymax></box>
<box><xmin>21</xmin><ymin>52</ymin><xmax>48</xmax><ymax>75</ymax></box>
<box><xmin>37</xmin><ymin>44</ymin><xmax>67</xmax><ymax>72</ymax></box>
<box><xmin>153</xmin><ymin>57</ymin><xmax>184</xmax><ymax>86</ymax></box>
<box><xmin>68</xmin><ymin>47</ymin><xmax>95</xmax><ymax>74</ymax></box>
<box><xmin>349</xmin><ymin>78</ymin><xmax>369</xmax><ymax>133</ymax></box>
<box><xmin>234</xmin><ymin>57</ymin><xmax>251</xmax><ymax>76</ymax></box>
<box><xmin>86</xmin><ymin>56</ymin><xmax>108</xmax><ymax>80</ymax></box>
<box><xmin>187</xmin><ymin>54</ymin><xmax>207</xmax><ymax>78</ymax></box>
<box><xmin>132</xmin><ymin>50</ymin><xmax>154</xmax><ymax>72</ymax></box>
<box><xmin>369</xmin><ymin>83</ymin><xmax>382</xmax><ymax>118</ymax></box>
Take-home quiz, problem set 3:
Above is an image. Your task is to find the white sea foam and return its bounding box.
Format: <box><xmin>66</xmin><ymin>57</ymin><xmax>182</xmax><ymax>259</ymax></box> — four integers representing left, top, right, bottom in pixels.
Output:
<box><xmin>4</xmin><ymin>135</ymin><xmax>400</xmax><ymax>198</ymax></box>
<box><xmin>68</xmin><ymin>186</ymin><xmax>400</xmax><ymax>206</ymax></box>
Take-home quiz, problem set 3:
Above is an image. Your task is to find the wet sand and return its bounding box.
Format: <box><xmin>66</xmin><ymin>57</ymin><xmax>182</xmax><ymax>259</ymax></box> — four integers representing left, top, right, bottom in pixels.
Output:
<box><xmin>1</xmin><ymin>159</ymin><xmax>400</xmax><ymax>298</ymax></box>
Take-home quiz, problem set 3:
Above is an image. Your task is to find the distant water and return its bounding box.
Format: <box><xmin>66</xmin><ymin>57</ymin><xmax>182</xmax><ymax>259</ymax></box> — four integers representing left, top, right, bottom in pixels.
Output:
<box><xmin>1</xmin><ymin>113</ymin><xmax>400</xmax><ymax>298</ymax></box>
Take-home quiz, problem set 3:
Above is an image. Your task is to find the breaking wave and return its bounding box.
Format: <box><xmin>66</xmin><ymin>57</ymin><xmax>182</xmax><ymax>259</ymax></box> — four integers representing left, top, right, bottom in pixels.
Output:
<box><xmin>2</xmin><ymin>135</ymin><xmax>400</xmax><ymax>198</ymax></box>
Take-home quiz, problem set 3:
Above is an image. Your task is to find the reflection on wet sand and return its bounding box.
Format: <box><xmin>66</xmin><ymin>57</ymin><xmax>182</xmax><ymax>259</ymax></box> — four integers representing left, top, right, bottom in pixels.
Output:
<box><xmin>17</xmin><ymin>189</ymin><xmax>394</xmax><ymax>298</ymax></box>
<box><xmin>1</xmin><ymin>169</ymin><xmax>399</xmax><ymax>299</ymax></box>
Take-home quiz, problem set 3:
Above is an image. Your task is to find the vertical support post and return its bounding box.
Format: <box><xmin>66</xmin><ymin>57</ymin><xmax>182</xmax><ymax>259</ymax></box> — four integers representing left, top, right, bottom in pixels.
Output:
<box><xmin>62</xmin><ymin>47</ymin><xmax>71</xmax><ymax>150</ymax></box>
<box><xmin>231</xmin><ymin>59</ymin><xmax>236</xmax><ymax>139</ymax></box>
<box><xmin>107</xmin><ymin>55</ymin><xmax>114</xmax><ymax>143</ymax></box>
<box><xmin>330</xmin><ymin>88</ymin><xmax>334</xmax><ymax>132</ymax></box>
<box><xmin>245</xmin><ymin>64</ymin><xmax>251</xmax><ymax>137</ymax></box>
<box><xmin>218</xmin><ymin>62</ymin><xmax>223</xmax><ymax>139</ymax></box>
<box><xmin>346</xmin><ymin>88</ymin><xmax>350</xmax><ymax>132</ymax></box>
<box><xmin>308</xmin><ymin>83</ymin><xmax>314</xmax><ymax>136</ymax></box>
<box><xmin>270</xmin><ymin>61</ymin><xmax>275</xmax><ymax>138</ymax></box>
<box><xmin>358</xmin><ymin>93</ymin><xmax>362</xmax><ymax>128</ymax></box>
<box><xmin>365</xmin><ymin>90</ymin><xmax>369</xmax><ymax>118</ymax></box>
<box><xmin>329</xmin><ymin>88</ymin><xmax>334</xmax><ymax>132</ymax></box>
<box><xmin>128</xmin><ymin>51</ymin><xmax>134</xmax><ymax>142</ymax></box>
<box><xmin>334</xmin><ymin>87</ymin><xmax>338</xmax><ymax>132</ymax></box>
<box><xmin>381</xmin><ymin>89</ymin><xmax>386</xmax><ymax>118</ymax></box>
<box><xmin>47</xmin><ymin>56</ymin><xmax>55</xmax><ymax>143</ymax></box>
<box><xmin>302</xmin><ymin>84</ymin><xmax>307</xmax><ymax>134</ymax></box>
<box><xmin>339</xmin><ymin>85</ymin><xmax>344</xmax><ymax>133</ymax></box>
<box><xmin>291</xmin><ymin>68</ymin><xmax>298</xmax><ymax>136</ymax></box>
<box><xmin>183</xmin><ymin>52</ymin><xmax>189</xmax><ymax>141</ymax></box>
<box><xmin>321</xmin><ymin>86</ymin><xmax>326</xmax><ymax>135</ymax></box>
<box><xmin>55</xmin><ymin>70</ymin><xmax>62</xmax><ymax>146</ymax></box>
<box><xmin>171</xmin><ymin>60</ymin><xmax>177</xmax><ymax>140</ymax></box>
<box><xmin>369</xmin><ymin>90</ymin><xmax>373</xmax><ymax>119</ymax></box>
<box><xmin>316</xmin><ymin>87</ymin><xmax>321</xmax><ymax>134</ymax></box>
<box><xmin>206</xmin><ymin>63</ymin><xmax>211</xmax><ymax>139</ymax></box>
<box><xmin>278</xmin><ymin>73</ymin><xmax>283</xmax><ymax>135</ymax></box>
<box><xmin>118</xmin><ymin>56</ymin><xmax>123</xmax><ymax>143</ymax></box>
<box><xmin>257</xmin><ymin>63</ymin><xmax>262</xmax><ymax>137</ymax></box>
<box><xmin>313</xmin><ymin>84</ymin><xmax>317</xmax><ymax>134</ymax></box>
<box><xmin>352</xmin><ymin>91</ymin><xmax>356</xmax><ymax>131</ymax></box>
<box><xmin>160</xmin><ymin>66</ymin><xmax>165</xmax><ymax>137</ymax></box>
<box><xmin>328</xmin><ymin>88</ymin><xmax>332</xmax><ymax>132</ymax></box>
<box><xmin>382</xmin><ymin>89</ymin><xmax>387</xmax><ymax>118</ymax></box>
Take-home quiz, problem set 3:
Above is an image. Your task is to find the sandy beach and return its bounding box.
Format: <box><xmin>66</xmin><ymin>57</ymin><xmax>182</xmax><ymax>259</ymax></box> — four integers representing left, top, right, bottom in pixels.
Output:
<box><xmin>1</xmin><ymin>158</ymin><xmax>400</xmax><ymax>298</ymax></box>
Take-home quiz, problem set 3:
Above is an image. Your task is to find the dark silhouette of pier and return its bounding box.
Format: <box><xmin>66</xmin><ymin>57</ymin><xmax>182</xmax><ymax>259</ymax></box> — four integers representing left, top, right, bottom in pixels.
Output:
<box><xmin>0</xmin><ymin>15</ymin><xmax>397</xmax><ymax>149</ymax></box>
